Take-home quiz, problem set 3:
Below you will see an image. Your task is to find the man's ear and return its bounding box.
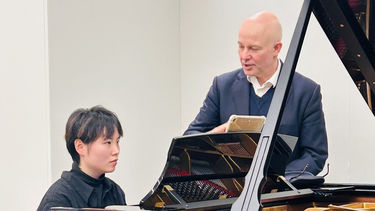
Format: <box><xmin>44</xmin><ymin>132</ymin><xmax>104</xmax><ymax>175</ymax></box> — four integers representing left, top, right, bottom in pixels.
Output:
<box><xmin>74</xmin><ymin>139</ymin><xmax>86</xmax><ymax>156</ymax></box>
<box><xmin>273</xmin><ymin>41</ymin><xmax>282</xmax><ymax>56</ymax></box>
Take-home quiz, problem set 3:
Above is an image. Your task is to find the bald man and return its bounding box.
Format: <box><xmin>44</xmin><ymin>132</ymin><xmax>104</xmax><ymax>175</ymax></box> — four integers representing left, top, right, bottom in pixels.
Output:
<box><xmin>184</xmin><ymin>12</ymin><xmax>328</xmax><ymax>177</ymax></box>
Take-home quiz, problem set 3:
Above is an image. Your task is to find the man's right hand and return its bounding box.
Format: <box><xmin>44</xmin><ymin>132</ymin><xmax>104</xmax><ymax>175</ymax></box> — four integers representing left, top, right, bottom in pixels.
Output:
<box><xmin>209</xmin><ymin>122</ymin><xmax>228</xmax><ymax>133</ymax></box>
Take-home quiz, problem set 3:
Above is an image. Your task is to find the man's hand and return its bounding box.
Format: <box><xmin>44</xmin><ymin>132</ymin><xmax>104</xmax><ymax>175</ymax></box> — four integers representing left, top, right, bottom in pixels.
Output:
<box><xmin>209</xmin><ymin>122</ymin><xmax>228</xmax><ymax>133</ymax></box>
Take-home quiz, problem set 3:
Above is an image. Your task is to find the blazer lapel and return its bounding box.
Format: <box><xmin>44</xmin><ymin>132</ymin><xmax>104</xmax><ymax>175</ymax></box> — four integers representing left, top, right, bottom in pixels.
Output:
<box><xmin>232</xmin><ymin>70</ymin><xmax>250</xmax><ymax>115</ymax></box>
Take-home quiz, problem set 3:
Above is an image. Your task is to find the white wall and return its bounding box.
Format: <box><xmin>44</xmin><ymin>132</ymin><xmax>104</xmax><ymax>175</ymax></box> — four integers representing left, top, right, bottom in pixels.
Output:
<box><xmin>48</xmin><ymin>0</ymin><xmax>180</xmax><ymax>204</ymax></box>
<box><xmin>0</xmin><ymin>0</ymin><xmax>50</xmax><ymax>210</ymax></box>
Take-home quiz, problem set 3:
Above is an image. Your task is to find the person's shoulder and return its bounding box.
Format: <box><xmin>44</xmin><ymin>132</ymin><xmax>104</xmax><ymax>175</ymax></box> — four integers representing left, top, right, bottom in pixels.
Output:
<box><xmin>210</xmin><ymin>68</ymin><xmax>246</xmax><ymax>91</ymax></box>
<box><xmin>37</xmin><ymin>172</ymin><xmax>74</xmax><ymax>211</ymax></box>
<box><xmin>45</xmin><ymin>171</ymin><xmax>76</xmax><ymax>197</ymax></box>
<box><xmin>293</xmin><ymin>72</ymin><xmax>319</xmax><ymax>88</ymax></box>
<box><xmin>213</xmin><ymin>68</ymin><xmax>245</xmax><ymax>88</ymax></box>
<box><xmin>47</xmin><ymin>172</ymin><xmax>74</xmax><ymax>194</ymax></box>
<box><xmin>216</xmin><ymin>68</ymin><xmax>244</xmax><ymax>80</ymax></box>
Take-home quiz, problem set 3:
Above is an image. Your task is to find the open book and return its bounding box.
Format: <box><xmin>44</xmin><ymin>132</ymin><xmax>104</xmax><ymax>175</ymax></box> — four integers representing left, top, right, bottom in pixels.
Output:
<box><xmin>225</xmin><ymin>115</ymin><xmax>266</xmax><ymax>132</ymax></box>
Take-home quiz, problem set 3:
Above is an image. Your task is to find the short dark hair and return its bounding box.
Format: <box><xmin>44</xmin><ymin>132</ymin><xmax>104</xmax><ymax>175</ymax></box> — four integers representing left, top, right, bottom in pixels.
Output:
<box><xmin>65</xmin><ymin>106</ymin><xmax>123</xmax><ymax>163</ymax></box>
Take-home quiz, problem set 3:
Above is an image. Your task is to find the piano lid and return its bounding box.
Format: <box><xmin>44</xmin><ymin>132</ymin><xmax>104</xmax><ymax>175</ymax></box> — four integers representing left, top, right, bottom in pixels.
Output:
<box><xmin>138</xmin><ymin>132</ymin><xmax>296</xmax><ymax>210</ymax></box>
<box><xmin>313</xmin><ymin>0</ymin><xmax>375</xmax><ymax>114</ymax></box>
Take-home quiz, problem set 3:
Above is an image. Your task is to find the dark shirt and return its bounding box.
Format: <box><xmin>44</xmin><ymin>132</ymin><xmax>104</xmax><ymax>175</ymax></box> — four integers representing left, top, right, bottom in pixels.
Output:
<box><xmin>37</xmin><ymin>163</ymin><xmax>126</xmax><ymax>211</ymax></box>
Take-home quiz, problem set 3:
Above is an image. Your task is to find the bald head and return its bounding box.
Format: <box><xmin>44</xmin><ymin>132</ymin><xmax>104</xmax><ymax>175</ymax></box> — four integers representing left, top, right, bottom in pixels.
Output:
<box><xmin>239</xmin><ymin>11</ymin><xmax>282</xmax><ymax>45</ymax></box>
<box><xmin>237</xmin><ymin>11</ymin><xmax>283</xmax><ymax>84</ymax></box>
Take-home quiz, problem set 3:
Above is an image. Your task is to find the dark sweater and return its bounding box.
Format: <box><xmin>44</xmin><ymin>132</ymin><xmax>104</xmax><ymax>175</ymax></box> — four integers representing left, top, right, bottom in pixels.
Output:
<box><xmin>249</xmin><ymin>84</ymin><xmax>275</xmax><ymax>116</ymax></box>
<box><xmin>37</xmin><ymin>163</ymin><xmax>126</xmax><ymax>211</ymax></box>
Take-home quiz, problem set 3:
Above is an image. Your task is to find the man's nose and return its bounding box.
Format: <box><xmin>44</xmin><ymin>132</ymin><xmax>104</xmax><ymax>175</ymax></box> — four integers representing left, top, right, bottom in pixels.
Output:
<box><xmin>242</xmin><ymin>49</ymin><xmax>252</xmax><ymax>60</ymax></box>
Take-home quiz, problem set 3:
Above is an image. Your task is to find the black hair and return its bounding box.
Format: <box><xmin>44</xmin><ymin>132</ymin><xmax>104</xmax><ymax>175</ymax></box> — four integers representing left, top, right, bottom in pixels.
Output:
<box><xmin>65</xmin><ymin>105</ymin><xmax>123</xmax><ymax>163</ymax></box>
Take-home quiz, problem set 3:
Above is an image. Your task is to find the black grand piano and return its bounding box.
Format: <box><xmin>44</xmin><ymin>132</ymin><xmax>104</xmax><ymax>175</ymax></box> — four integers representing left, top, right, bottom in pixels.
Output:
<box><xmin>105</xmin><ymin>0</ymin><xmax>375</xmax><ymax>210</ymax></box>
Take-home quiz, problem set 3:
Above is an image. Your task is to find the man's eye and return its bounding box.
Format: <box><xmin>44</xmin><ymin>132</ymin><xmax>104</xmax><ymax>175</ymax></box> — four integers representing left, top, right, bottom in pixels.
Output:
<box><xmin>105</xmin><ymin>141</ymin><xmax>111</xmax><ymax>145</ymax></box>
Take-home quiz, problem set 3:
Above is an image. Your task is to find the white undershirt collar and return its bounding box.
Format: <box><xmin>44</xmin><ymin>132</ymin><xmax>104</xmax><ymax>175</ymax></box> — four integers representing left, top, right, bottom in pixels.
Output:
<box><xmin>247</xmin><ymin>59</ymin><xmax>281</xmax><ymax>97</ymax></box>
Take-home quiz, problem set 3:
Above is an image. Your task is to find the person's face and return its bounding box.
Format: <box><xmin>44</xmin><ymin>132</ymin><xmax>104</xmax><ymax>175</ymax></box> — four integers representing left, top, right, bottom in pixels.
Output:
<box><xmin>238</xmin><ymin>24</ymin><xmax>279</xmax><ymax>79</ymax></box>
<box><xmin>80</xmin><ymin>128</ymin><xmax>121</xmax><ymax>178</ymax></box>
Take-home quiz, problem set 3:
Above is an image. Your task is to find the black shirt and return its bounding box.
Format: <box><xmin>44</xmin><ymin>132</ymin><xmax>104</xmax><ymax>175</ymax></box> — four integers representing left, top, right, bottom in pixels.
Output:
<box><xmin>37</xmin><ymin>163</ymin><xmax>126</xmax><ymax>211</ymax></box>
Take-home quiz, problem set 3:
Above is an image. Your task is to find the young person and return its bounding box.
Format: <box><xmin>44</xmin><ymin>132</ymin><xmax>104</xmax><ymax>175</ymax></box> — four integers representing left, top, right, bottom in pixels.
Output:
<box><xmin>38</xmin><ymin>106</ymin><xmax>126</xmax><ymax>211</ymax></box>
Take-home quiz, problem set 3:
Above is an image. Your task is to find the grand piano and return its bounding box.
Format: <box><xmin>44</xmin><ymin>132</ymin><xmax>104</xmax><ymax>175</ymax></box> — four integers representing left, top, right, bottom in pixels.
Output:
<box><xmin>105</xmin><ymin>0</ymin><xmax>375</xmax><ymax>210</ymax></box>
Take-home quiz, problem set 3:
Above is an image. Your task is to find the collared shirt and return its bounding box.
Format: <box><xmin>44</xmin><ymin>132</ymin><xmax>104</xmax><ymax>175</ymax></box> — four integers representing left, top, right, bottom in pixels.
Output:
<box><xmin>37</xmin><ymin>162</ymin><xmax>126</xmax><ymax>211</ymax></box>
<box><xmin>247</xmin><ymin>59</ymin><xmax>281</xmax><ymax>97</ymax></box>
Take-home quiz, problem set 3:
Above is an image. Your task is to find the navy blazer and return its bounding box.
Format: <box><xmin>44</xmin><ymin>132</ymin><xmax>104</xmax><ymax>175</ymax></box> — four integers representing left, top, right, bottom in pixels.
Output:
<box><xmin>184</xmin><ymin>68</ymin><xmax>328</xmax><ymax>175</ymax></box>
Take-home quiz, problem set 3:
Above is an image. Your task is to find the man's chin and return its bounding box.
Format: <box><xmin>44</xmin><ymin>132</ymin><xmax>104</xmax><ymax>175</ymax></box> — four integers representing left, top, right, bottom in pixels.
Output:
<box><xmin>243</xmin><ymin>68</ymin><xmax>255</xmax><ymax>76</ymax></box>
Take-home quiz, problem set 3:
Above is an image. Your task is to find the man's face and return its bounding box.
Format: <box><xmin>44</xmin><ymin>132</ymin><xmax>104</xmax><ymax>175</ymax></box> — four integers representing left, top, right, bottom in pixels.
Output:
<box><xmin>80</xmin><ymin>128</ymin><xmax>121</xmax><ymax>177</ymax></box>
<box><xmin>238</xmin><ymin>24</ymin><xmax>277</xmax><ymax>79</ymax></box>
